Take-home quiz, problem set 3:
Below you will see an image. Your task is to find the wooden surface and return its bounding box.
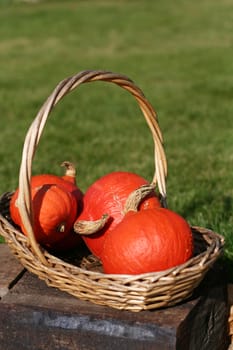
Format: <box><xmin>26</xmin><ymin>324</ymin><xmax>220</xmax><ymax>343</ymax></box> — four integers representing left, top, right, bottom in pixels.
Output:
<box><xmin>0</xmin><ymin>244</ymin><xmax>230</xmax><ymax>350</ymax></box>
<box><xmin>0</xmin><ymin>244</ymin><xmax>25</xmax><ymax>298</ymax></box>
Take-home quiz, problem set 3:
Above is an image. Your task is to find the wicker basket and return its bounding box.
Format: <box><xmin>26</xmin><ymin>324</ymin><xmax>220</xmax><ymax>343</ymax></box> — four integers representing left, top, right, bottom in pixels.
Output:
<box><xmin>0</xmin><ymin>70</ymin><xmax>224</xmax><ymax>312</ymax></box>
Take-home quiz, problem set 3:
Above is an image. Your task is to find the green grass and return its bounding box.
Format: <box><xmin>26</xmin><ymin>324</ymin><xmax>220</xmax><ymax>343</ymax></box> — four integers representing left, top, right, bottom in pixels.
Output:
<box><xmin>0</xmin><ymin>0</ymin><xmax>233</xmax><ymax>278</ymax></box>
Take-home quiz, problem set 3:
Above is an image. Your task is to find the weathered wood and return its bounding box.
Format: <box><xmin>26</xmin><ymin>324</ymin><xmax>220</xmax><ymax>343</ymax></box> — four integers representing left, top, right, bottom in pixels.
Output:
<box><xmin>0</xmin><ymin>244</ymin><xmax>25</xmax><ymax>298</ymax></box>
<box><xmin>0</xmin><ymin>244</ymin><xmax>229</xmax><ymax>350</ymax></box>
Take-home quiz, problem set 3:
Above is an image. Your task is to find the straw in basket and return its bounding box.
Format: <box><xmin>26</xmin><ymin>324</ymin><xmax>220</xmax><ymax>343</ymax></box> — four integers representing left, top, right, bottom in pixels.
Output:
<box><xmin>0</xmin><ymin>70</ymin><xmax>225</xmax><ymax>312</ymax></box>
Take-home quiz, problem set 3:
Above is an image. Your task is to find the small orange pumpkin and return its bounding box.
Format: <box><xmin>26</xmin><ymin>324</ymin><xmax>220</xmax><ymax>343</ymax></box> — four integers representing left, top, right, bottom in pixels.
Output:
<box><xmin>10</xmin><ymin>184</ymin><xmax>78</xmax><ymax>247</ymax></box>
<box><xmin>30</xmin><ymin>161</ymin><xmax>83</xmax><ymax>215</ymax></box>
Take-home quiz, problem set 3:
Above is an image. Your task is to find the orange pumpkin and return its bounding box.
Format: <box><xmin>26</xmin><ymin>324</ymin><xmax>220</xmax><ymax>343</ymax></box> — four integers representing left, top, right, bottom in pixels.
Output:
<box><xmin>10</xmin><ymin>184</ymin><xmax>78</xmax><ymax>247</ymax></box>
<box><xmin>101</xmin><ymin>208</ymin><xmax>194</xmax><ymax>275</ymax></box>
<box><xmin>74</xmin><ymin>171</ymin><xmax>161</xmax><ymax>258</ymax></box>
<box><xmin>30</xmin><ymin>161</ymin><xmax>83</xmax><ymax>215</ymax></box>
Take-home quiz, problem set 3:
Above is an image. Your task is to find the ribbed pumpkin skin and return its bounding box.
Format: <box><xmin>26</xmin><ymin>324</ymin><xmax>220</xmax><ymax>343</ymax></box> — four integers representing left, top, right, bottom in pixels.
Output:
<box><xmin>10</xmin><ymin>184</ymin><xmax>78</xmax><ymax>247</ymax></box>
<box><xmin>101</xmin><ymin>208</ymin><xmax>194</xmax><ymax>275</ymax></box>
<box><xmin>77</xmin><ymin>171</ymin><xmax>161</xmax><ymax>258</ymax></box>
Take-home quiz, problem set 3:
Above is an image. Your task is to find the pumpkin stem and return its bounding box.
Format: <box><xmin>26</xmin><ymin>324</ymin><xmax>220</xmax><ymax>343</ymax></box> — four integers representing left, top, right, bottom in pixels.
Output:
<box><xmin>123</xmin><ymin>184</ymin><xmax>157</xmax><ymax>213</ymax></box>
<box><xmin>61</xmin><ymin>161</ymin><xmax>76</xmax><ymax>183</ymax></box>
<box><xmin>74</xmin><ymin>214</ymin><xmax>109</xmax><ymax>236</ymax></box>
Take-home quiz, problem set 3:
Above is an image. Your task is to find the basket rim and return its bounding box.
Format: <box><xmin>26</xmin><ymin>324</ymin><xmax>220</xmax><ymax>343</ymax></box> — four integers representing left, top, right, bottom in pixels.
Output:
<box><xmin>0</xmin><ymin>210</ymin><xmax>224</xmax><ymax>281</ymax></box>
<box><xmin>0</xmin><ymin>205</ymin><xmax>225</xmax><ymax>311</ymax></box>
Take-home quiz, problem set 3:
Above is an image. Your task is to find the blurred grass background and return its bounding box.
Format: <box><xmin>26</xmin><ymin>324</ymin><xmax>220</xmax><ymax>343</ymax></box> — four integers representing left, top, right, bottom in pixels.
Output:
<box><xmin>0</xmin><ymin>0</ymin><xmax>233</xmax><ymax>277</ymax></box>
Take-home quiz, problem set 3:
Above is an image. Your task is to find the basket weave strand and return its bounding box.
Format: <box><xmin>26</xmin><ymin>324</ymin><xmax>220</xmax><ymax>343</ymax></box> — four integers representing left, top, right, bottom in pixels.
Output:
<box><xmin>0</xmin><ymin>70</ymin><xmax>225</xmax><ymax>312</ymax></box>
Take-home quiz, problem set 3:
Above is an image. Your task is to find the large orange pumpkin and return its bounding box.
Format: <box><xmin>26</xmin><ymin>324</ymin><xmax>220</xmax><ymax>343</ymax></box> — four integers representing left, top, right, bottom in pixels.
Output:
<box><xmin>101</xmin><ymin>208</ymin><xmax>194</xmax><ymax>275</ymax></box>
<box><xmin>10</xmin><ymin>184</ymin><xmax>78</xmax><ymax>247</ymax></box>
<box><xmin>74</xmin><ymin>171</ymin><xmax>161</xmax><ymax>258</ymax></box>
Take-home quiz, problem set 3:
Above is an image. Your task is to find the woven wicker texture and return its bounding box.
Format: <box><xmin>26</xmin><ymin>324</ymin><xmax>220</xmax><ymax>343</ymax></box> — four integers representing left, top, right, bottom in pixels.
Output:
<box><xmin>0</xmin><ymin>70</ymin><xmax>225</xmax><ymax>311</ymax></box>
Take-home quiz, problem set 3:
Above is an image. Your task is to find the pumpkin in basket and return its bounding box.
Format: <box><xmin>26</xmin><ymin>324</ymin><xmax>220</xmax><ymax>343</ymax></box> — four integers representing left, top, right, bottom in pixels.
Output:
<box><xmin>10</xmin><ymin>162</ymin><xmax>83</xmax><ymax>248</ymax></box>
<box><xmin>29</xmin><ymin>161</ymin><xmax>83</xmax><ymax>215</ymax></box>
<box><xmin>74</xmin><ymin>171</ymin><xmax>161</xmax><ymax>258</ymax></box>
<box><xmin>101</xmin><ymin>207</ymin><xmax>194</xmax><ymax>275</ymax></box>
<box><xmin>10</xmin><ymin>183</ymin><xmax>78</xmax><ymax>247</ymax></box>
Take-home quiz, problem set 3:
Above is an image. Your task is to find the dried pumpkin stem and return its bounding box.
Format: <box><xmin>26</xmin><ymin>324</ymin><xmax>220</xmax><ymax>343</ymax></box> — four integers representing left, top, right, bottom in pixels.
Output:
<box><xmin>61</xmin><ymin>161</ymin><xmax>76</xmax><ymax>178</ymax></box>
<box><xmin>74</xmin><ymin>214</ymin><xmax>109</xmax><ymax>236</ymax></box>
<box><xmin>123</xmin><ymin>184</ymin><xmax>157</xmax><ymax>213</ymax></box>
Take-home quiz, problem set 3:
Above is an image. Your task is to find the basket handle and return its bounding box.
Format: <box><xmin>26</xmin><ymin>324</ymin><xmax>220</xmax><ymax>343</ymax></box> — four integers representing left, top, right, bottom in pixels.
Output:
<box><xmin>17</xmin><ymin>70</ymin><xmax>168</xmax><ymax>264</ymax></box>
